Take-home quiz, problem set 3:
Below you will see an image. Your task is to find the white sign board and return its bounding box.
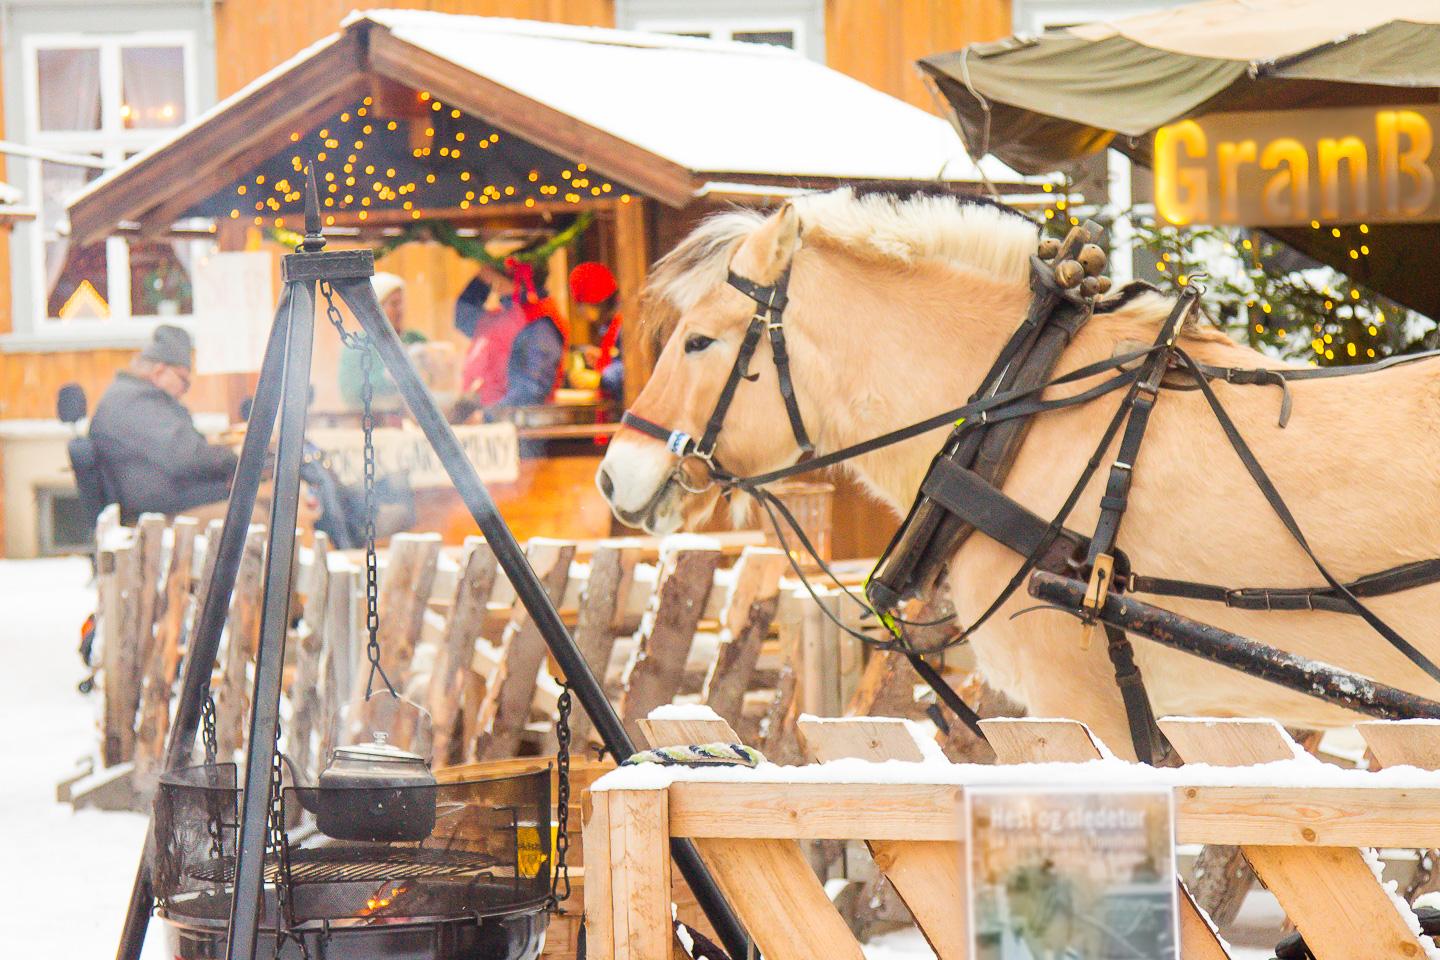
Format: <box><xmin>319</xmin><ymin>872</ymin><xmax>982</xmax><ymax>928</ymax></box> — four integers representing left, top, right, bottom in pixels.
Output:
<box><xmin>193</xmin><ymin>252</ymin><xmax>275</xmax><ymax>374</ymax></box>
<box><xmin>307</xmin><ymin>423</ymin><xmax>520</xmax><ymax>488</ymax></box>
<box><xmin>968</xmin><ymin>786</ymin><xmax>1178</xmax><ymax>960</ymax></box>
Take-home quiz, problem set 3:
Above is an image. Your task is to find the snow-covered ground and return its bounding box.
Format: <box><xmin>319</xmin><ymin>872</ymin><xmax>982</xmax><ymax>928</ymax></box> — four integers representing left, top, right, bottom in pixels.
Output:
<box><xmin>1</xmin><ymin>555</ymin><xmax>1287</xmax><ymax>959</ymax></box>
<box><xmin>0</xmin><ymin>557</ymin><xmax>168</xmax><ymax>957</ymax></box>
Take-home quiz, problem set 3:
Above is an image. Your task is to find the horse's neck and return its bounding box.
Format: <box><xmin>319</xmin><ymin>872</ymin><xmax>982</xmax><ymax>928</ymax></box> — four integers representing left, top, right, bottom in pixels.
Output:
<box><xmin>798</xmin><ymin>262</ymin><xmax>1034</xmax><ymax>514</ymax></box>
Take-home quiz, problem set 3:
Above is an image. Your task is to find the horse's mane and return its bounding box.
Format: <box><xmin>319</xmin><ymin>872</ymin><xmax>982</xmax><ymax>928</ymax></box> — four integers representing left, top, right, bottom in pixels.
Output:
<box><xmin>642</xmin><ymin>187</ymin><xmax>1039</xmax><ymax>348</ymax></box>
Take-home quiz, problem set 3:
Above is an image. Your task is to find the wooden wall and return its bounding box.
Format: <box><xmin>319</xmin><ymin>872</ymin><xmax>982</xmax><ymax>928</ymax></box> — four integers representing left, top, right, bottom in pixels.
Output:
<box><xmin>825</xmin><ymin>0</ymin><xmax>1010</xmax><ymax>112</ymax></box>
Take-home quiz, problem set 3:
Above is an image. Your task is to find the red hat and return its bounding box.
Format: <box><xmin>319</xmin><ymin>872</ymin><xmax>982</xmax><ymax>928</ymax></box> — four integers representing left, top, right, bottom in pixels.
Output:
<box><xmin>569</xmin><ymin>261</ymin><xmax>618</xmax><ymax>305</ymax></box>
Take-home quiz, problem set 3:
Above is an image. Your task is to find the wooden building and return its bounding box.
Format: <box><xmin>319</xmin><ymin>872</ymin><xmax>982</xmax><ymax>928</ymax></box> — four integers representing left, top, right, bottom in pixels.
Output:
<box><xmin>0</xmin><ymin>0</ymin><xmax>1012</xmax><ymax>557</ymax></box>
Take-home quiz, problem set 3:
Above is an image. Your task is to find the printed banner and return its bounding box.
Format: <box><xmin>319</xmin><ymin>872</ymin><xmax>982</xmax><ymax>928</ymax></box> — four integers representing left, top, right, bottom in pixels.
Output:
<box><xmin>307</xmin><ymin>422</ymin><xmax>520</xmax><ymax>488</ymax></box>
<box><xmin>968</xmin><ymin>787</ymin><xmax>1178</xmax><ymax>960</ymax></box>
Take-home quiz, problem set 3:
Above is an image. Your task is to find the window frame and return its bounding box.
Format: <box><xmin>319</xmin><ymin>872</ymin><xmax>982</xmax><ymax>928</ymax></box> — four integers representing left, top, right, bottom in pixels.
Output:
<box><xmin>21</xmin><ymin>29</ymin><xmax>202</xmax><ymax>332</ymax></box>
<box><xmin>632</xmin><ymin>14</ymin><xmax>807</xmax><ymax>51</ymax></box>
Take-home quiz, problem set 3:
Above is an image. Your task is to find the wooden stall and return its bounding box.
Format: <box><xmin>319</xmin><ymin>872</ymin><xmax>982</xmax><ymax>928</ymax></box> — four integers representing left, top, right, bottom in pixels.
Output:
<box><xmin>48</xmin><ymin>10</ymin><xmax>1038</xmax><ymax>559</ymax></box>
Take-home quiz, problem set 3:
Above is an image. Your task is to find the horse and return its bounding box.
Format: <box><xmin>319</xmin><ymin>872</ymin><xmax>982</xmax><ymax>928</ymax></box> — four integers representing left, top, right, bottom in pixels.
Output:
<box><xmin>595</xmin><ymin>187</ymin><xmax>1440</xmax><ymax>759</ymax></box>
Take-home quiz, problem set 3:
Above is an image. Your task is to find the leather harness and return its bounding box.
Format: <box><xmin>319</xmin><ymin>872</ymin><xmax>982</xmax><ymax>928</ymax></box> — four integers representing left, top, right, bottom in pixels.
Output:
<box><xmin>618</xmin><ymin>224</ymin><xmax>1440</xmax><ymax>764</ymax></box>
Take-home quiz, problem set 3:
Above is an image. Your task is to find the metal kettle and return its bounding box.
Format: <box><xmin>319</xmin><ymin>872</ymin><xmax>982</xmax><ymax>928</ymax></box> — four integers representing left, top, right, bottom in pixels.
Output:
<box><xmin>312</xmin><ymin>733</ymin><xmax>438</xmax><ymax>843</ymax></box>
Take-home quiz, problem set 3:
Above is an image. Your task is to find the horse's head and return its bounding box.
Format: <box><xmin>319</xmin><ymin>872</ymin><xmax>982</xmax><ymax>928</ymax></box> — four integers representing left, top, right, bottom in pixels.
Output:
<box><xmin>598</xmin><ymin>202</ymin><xmax>813</xmax><ymax>533</ymax></box>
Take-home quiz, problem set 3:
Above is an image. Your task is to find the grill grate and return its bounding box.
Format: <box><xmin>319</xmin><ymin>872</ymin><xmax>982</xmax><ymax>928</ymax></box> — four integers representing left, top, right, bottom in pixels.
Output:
<box><xmin>189</xmin><ymin>846</ymin><xmax>504</xmax><ymax>885</ymax></box>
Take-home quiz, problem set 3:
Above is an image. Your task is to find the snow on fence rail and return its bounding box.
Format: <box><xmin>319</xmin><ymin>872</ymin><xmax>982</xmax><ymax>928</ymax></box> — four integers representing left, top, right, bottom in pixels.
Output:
<box><xmin>586</xmin><ymin>711</ymin><xmax>1440</xmax><ymax>960</ymax></box>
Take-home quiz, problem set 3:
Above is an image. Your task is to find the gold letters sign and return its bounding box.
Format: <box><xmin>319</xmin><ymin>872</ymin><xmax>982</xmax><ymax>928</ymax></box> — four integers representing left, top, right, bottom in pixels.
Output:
<box><xmin>1153</xmin><ymin>105</ymin><xmax>1437</xmax><ymax>227</ymax></box>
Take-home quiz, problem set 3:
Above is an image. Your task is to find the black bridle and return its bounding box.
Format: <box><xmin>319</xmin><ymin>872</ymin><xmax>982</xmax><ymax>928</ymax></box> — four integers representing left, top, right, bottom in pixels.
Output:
<box><xmin>620</xmin><ymin>264</ymin><xmax>812</xmax><ymax>492</ymax></box>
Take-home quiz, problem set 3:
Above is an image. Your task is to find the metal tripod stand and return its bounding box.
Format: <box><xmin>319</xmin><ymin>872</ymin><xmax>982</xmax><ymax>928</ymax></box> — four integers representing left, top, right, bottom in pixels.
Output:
<box><xmin>114</xmin><ymin>171</ymin><xmax>752</xmax><ymax>960</ymax></box>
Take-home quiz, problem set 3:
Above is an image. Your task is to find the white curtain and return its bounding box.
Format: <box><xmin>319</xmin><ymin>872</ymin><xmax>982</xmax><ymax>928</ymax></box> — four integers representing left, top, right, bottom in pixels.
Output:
<box><xmin>36</xmin><ymin>49</ymin><xmax>102</xmax><ymax>309</ymax></box>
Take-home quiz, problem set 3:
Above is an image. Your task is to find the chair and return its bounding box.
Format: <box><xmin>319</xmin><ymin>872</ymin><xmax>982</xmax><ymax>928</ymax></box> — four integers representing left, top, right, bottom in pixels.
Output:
<box><xmin>57</xmin><ymin>383</ymin><xmax>119</xmax><ymax>528</ymax></box>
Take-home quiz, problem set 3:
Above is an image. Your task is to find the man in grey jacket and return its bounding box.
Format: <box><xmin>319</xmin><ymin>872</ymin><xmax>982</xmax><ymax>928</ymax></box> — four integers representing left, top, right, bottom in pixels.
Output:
<box><xmin>91</xmin><ymin>325</ymin><xmax>238</xmax><ymax>517</ymax></box>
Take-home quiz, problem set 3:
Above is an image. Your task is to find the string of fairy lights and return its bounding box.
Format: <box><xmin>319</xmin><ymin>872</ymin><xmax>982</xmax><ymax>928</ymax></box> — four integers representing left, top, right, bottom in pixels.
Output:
<box><xmin>211</xmin><ymin>88</ymin><xmax>635</xmax><ymax>230</ymax></box>
<box><xmin>1036</xmin><ymin>182</ymin><xmax>1411</xmax><ymax>367</ymax></box>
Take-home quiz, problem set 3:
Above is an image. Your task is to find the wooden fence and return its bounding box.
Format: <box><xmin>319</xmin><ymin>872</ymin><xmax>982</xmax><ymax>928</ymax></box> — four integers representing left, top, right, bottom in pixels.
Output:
<box><xmin>83</xmin><ymin>506</ymin><xmax>955</xmax><ymax>804</ymax></box>
<box><xmin>586</xmin><ymin>712</ymin><xmax>1440</xmax><ymax>960</ymax></box>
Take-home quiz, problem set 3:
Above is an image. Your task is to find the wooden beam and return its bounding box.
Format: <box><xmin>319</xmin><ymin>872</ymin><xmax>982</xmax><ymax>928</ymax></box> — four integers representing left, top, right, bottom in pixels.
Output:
<box><xmin>1357</xmin><ymin>721</ymin><xmax>1440</xmax><ymax>771</ymax></box>
<box><xmin>583</xmin><ymin>790</ymin><xmax>616</xmax><ymax>960</ymax></box>
<box><xmin>607</xmin><ymin>788</ymin><xmax>675</xmax><ymax>960</ymax></box>
<box><xmin>619</xmin><ymin>546</ymin><xmax>721</xmax><ymax>738</ymax></box>
<box><xmin>69</xmin><ymin>30</ymin><xmax>369</xmax><ymax>244</ymax></box>
<box><xmin>613</xmin><ymin>197</ymin><xmax>652</xmax><ymax>409</ymax></box>
<box><xmin>217</xmin><ymin>526</ymin><xmax>267</xmax><ymax>759</ymax></box>
<box><xmin>287</xmin><ymin>531</ymin><xmax>330</xmax><ymax>781</ymax></box>
<box><xmin>368</xmin><ymin>28</ymin><xmax>696</xmax><ymax>209</ymax></box>
<box><xmin>134</xmin><ymin>517</ymin><xmax>199</xmax><ymax>788</ymax></box>
<box><xmin>639</xmin><ymin>714</ymin><xmax>865</xmax><ymax>960</ymax></box>
<box><xmin>570</xmin><ymin>543</ymin><xmax>641</xmax><ymax>748</ymax></box>
<box><xmin>475</xmin><ymin>539</ymin><xmax>576</xmax><ymax>759</ymax></box>
<box><xmin>797</xmin><ymin>717</ymin><xmax>968</xmax><ymax>960</ymax></box>
<box><xmin>428</xmin><ymin>538</ymin><xmax>499</xmax><ymax>766</ymax></box>
<box><xmin>1159</xmin><ymin>718</ymin><xmax>1428</xmax><ymax>960</ymax></box>
<box><xmin>981</xmin><ymin>718</ymin><xmax>1231</xmax><ymax>960</ymax></box>
<box><xmin>702</xmin><ymin>547</ymin><xmax>786</xmax><ymax>729</ymax></box>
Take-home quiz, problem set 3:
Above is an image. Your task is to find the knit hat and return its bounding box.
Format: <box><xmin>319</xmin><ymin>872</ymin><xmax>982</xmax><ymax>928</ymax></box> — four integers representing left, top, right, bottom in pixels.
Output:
<box><xmin>372</xmin><ymin>272</ymin><xmax>405</xmax><ymax>303</ymax></box>
<box><xmin>569</xmin><ymin>262</ymin><xmax>617</xmax><ymax>305</ymax></box>
<box><xmin>140</xmin><ymin>324</ymin><xmax>193</xmax><ymax>370</ymax></box>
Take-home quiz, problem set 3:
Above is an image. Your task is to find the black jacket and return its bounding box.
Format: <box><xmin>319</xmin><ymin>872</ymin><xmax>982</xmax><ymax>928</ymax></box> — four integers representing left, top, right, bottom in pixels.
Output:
<box><xmin>91</xmin><ymin>371</ymin><xmax>238</xmax><ymax>515</ymax></box>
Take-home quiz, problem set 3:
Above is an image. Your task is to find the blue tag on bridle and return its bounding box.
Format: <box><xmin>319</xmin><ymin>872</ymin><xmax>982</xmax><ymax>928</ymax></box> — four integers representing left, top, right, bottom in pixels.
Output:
<box><xmin>667</xmin><ymin>431</ymin><xmax>692</xmax><ymax>456</ymax></box>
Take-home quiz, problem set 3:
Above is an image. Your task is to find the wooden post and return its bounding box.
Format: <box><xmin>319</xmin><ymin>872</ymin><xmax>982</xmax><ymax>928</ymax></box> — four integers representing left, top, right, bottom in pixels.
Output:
<box><xmin>796</xmin><ymin>717</ymin><xmax>968</xmax><ymax>960</ymax></box>
<box><xmin>640</xmin><ymin>713</ymin><xmax>866</xmax><ymax>960</ymax></box>
<box><xmin>583</xmin><ymin>788</ymin><xmax>616</xmax><ymax>960</ymax></box>
<box><xmin>701</xmin><ymin>547</ymin><xmax>785</xmax><ymax>729</ymax></box>
<box><xmin>980</xmin><ymin>718</ymin><xmax>1232</xmax><ymax>960</ymax></box>
<box><xmin>607</xmin><ymin>788</ymin><xmax>675</xmax><ymax>960</ymax></box>
<box><xmin>1356</xmin><ymin>721</ymin><xmax>1440</xmax><ymax>904</ymax></box>
<box><xmin>216</xmin><ymin>526</ymin><xmax>266</xmax><ymax>760</ymax></box>
<box><xmin>1158</xmin><ymin>717</ymin><xmax>1429</xmax><ymax>960</ymax></box>
<box><xmin>374</xmin><ymin>532</ymin><xmax>442</xmax><ymax>688</ymax></box>
<box><xmin>569</xmin><ymin>542</ymin><xmax>641</xmax><ymax>749</ymax></box>
<box><xmin>620</xmin><ymin>547</ymin><xmax>721</xmax><ymax>738</ymax></box>
<box><xmin>428</xmin><ymin>538</ymin><xmax>499</xmax><ymax>766</ymax></box>
<box><xmin>99</xmin><ymin>536</ymin><xmax>129</xmax><ymax>767</ymax></box>
<box><xmin>132</xmin><ymin>514</ymin><xmax>167</xmax><ymax>674</ymax></box>
<box><xmin>134</xmin><ymin>517</ymin><xmax>199</xmax><ymax>788</ymax></box>
<box><xmin>103</xmin><ymin>516</ymin><xmax>162</xmax><ymax>766</ymax></box>
<box><xmin>474</xmin><ymin>539</ymin><xmax>576</xmax><ymax>759</ymax></box>
<box><xmin>613</xmin><ymin>197</ymin><xmax>650</xmax><ymax>409</ymax></box>
<box><xmin>287</xmin><ymin>531</ymin><xmax>329</xmax><ymax>781</ymax></box>
<box><xmin>318</xmin><ymin>559</ymin><xmax>358</xmax><ymax>767</ymax></box>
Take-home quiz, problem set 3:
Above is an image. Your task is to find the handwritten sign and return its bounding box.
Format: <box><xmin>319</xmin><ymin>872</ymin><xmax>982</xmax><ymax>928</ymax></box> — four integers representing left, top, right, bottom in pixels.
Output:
<box><xmin>307</xmin><ymin>423</ymin><xmax>520</xmax><ymax>488</ymax></box>
<box><xmin>968</xmin><ymin>787</ymin><xmax>1177</xmax><ymax>960</ymax></box>
<box><xmin>1154</xmin><ymin>105</ymin><xmax>1438</xmax><ymax>227</ymax></box>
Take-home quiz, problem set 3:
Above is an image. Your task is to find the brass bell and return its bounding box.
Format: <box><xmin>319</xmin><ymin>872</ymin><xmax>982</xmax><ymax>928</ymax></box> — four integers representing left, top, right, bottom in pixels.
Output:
<box><xmin>1095</xmin><ymin>275</ymin><xmax>1112</xmax><ymax>294</ymax></box>
<box><xmin>1078</xmin><ymin>243</ymin><xmax>1107</xmax><ymax>277</ymax></box>
<box><xmin>1080</xmin><ymin>276</ymin><xmax>1100</xmax><ymax>298</ymax></box>
<box><xmin>1037</xmin><ymin>237</ymin><xmax>1061</xmax><ymax>260</ymax></box>
<box><xmin>1054</xmin><ymin>259</ymin><xmax>1085</xmax><ymax>289</ymax></box>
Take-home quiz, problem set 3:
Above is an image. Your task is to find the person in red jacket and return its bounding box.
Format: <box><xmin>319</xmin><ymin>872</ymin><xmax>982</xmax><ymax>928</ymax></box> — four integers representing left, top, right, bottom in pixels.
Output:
<box><xmin>569</xmin><ymin>261</ymin><xmax>623</xmax><ymax>402</ymax></box>
<box><xmin>457</xmin><ymin>257</ymin><xmax>568</xmax><ymax>409</ymax></box>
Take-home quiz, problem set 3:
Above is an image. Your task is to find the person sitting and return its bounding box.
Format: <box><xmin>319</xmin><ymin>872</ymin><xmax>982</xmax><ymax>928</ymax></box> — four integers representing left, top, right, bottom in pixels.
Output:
<box><xmin>569</xmin><ymin>261</ymin><xmax>624</xmax><ymax>402</ymax></box>
<box><xmin>90</xmin><ymin>324</ymin><xmax>237</xmax><ymax>519</ymax></box>
<box><xmin>457</xmin><ymin>257</ymin><xmax>568</xmax><ymax>411</ymax></box>
<box><xmin>337</xmin><ymin>272</ymin><xmax>428</xmax><ymax>410</ymax></box>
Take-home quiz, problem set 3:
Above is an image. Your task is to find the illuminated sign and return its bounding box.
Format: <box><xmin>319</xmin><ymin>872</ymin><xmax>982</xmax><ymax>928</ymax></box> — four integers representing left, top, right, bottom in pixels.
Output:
<box><xmin>1153</xmin><ymin>105</ymin><xmax>1437</xmax><ymax>227</ymax></box>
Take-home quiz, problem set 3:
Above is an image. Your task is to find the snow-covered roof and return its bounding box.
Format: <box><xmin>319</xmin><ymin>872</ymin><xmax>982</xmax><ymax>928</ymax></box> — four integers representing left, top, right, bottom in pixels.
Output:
<box><xmin>350</xmin><ymin>10</ymin><xmax>1021</xmax><ymax>185</ymax></box>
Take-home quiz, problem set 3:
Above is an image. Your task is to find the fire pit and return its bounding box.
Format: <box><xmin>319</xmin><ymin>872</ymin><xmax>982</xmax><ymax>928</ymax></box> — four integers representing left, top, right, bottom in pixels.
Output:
<box><xmin>153</xmin><ymin>763</ymin><xmax>553</xmax><ymax>960</ymax></box>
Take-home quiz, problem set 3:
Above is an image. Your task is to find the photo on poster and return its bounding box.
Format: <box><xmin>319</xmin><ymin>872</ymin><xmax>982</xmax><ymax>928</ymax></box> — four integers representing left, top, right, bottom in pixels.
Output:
<box><xmin>967</xmin><ymin>786</ymin><xmax>1178</xmax><ymax>960</ymax></box>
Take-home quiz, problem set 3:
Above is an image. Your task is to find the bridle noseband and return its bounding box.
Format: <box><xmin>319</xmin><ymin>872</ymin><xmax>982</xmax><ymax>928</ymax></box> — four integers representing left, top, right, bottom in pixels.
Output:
<box><xmin>620</xmin><ymin>263</ymin><xmax>813</xmax><ymax>491</ymax></box>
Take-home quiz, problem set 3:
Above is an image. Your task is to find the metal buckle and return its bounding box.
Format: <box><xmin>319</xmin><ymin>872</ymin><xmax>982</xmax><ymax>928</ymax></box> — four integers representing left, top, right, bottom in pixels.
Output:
<box><xmin>1082</xmin><ymin>553</ymin><xmax>1115</xmax><ymax>617</ymax></box>
<box><xmin>673</xmin><ymin>452</ymin><xmax>717</xmax><ymax>494</ymax></box>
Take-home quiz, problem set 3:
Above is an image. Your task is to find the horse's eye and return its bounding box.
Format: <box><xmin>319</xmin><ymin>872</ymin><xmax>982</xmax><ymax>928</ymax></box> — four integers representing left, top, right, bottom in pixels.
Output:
<box><xmin>684</xmin><ymin>333</ymin><xmax>716</xmax><ymax>354</ymax></box>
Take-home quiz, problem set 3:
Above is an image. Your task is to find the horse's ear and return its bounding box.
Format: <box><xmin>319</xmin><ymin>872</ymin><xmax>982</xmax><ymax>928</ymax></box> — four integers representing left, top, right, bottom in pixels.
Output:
<box><xmin>733</xmin><ymin>203</ymin><xmax>801</xmax><ymax>283</ymax></box>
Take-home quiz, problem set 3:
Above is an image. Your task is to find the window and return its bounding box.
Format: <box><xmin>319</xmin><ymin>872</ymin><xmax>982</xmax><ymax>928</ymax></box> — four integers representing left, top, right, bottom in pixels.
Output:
<box><xmin>618</xmin><ymin>1</ymin><xmax>825</xmax><ymax>62</ymax></box>
<box><xmin>23</xmin><ymin>32</ymin><xmax>199</xmax><ymax>327</ymax></box>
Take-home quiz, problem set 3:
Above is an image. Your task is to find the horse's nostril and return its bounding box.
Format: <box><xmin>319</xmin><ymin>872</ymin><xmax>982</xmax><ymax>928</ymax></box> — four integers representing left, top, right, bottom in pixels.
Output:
<box><xmin>598</xmin><ymin>468</ymin><xmax>614</xmax><ymax>500</ymax></box>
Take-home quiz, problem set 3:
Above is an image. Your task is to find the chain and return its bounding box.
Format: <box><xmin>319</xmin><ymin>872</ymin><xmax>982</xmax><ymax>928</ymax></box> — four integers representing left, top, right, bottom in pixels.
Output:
<box><xmin>319</xmin><ymin>280</ymin><xmax>394</xmax><ymax>701</ymax></box>
<box><xmin>201</xmin><ymin>691</ymin><xmax>219</xmax><ymax>766</ymax></box>
<box><xmin>551</xmin><ymin>685</ymin><xmax>572</xmax><ymax>905</ymax></box>
<box><xmin>200</xmin><ymin>692</ymin><xmax>224</xmax><ymax>862</ymax></box>
<box><xmin>267</xmin><ymin>725</ymin><xmax>306</xmax><ymax>959</ymax></box>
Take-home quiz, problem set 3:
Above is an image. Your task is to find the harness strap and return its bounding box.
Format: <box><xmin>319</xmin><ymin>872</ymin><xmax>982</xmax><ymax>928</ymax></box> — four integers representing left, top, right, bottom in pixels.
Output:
<box><xmin>621</xmin><ymin>410</ymin><xmax>694</xmax><ymax>455</ymax></box>
<box><xmin>696</xmin><ymin>316</ymin><xmax>766</xmax><ymax>459</ymax></box>
<box><xmin>768</xmin><ymin>319</ymin><xmax>813</xmax><ymax>453</ymax></box>
<box><xmin>1174</xmin><ymin>348</ymin><xmax>1440</xmax><ymax>686</ymax></box>
<box><xmin>1131</xmin><ymin>557</ymin><xmax>1440</xmax><ymax>612</ymax></box>
<box><xmin>921</xmin><ymin>457</ymin><xmax>1089</xmax><ymax>565</ymax></box>
<box><xmin>1102</xmin><ymin>623</ymin><xmax>1165</xmax><ymax>765</ymax></box>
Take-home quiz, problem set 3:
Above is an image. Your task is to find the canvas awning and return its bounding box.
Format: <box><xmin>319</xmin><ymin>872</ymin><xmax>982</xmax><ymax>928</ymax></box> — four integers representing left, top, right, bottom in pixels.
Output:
<box><xmin>919</xmin><ymin>0</ymin><xmax>1440</xmax><ymax>317</ymax></box>
<box><xmin>68</xmin><ymin>11</ymin><xmax>1032</xmax><ymax>245</ymax></box>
